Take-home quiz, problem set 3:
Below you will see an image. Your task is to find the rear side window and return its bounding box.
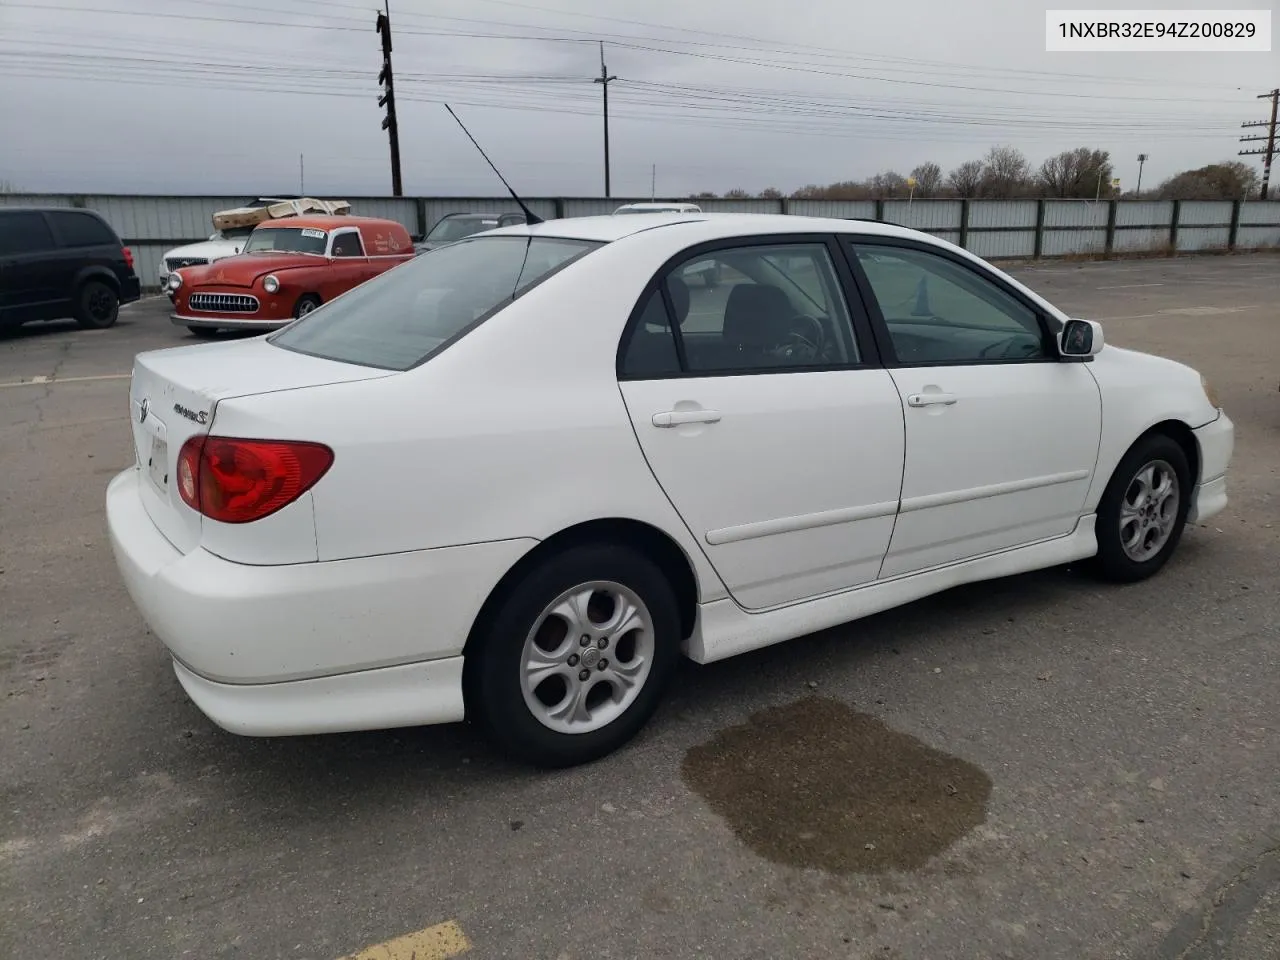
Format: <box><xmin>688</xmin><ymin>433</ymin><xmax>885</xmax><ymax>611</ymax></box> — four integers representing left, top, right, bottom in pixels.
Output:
<box><xmin>270</xmin><ymin>235</ymin><xmax>601</xmax><ymax>370</ymax></box>
<box><xmin>50</xmin><ymin>211</ymin><xmax>118</xmax><ymax>247</ymax></box>
<box><xmin>0</xmin><ymin>212</ymin><xmax>56</xmax><ymax>254</ymax></box>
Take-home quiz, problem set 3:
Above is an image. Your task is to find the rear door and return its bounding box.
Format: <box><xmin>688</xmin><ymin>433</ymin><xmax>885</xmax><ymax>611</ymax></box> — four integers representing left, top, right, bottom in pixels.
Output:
<box><xmin>0</xmin><ymin>211</ymin><xmax>61</xmax><ymax>315</ymax></box>
<box><xmin>844</xmin><ymin>238</ymin><xmax>1102</xmax><ymax>578</ymax></box>
<box><xmin>617</xmin><ymin>236</ymin><xmax>905</xmax><ymax>611</ymax></box>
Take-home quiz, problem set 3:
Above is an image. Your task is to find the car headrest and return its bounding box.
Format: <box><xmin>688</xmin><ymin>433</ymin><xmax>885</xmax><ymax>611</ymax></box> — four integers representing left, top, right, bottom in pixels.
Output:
<box><xmin>723</xmin><ymin>284</ymin><xmax>792</xmax><ymax>347</ymax></box>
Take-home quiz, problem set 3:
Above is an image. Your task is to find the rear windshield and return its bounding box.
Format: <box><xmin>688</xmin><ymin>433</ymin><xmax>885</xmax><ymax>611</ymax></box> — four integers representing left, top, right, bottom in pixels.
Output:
<box><xmin>244</xmin><ymin>227</ymin><xmax>328</xmax><ymax>255</ymax></box>
<box><xmin>269</xmin><ymin>235</ymin><xmax>602</xmax><ymax>370</ymax></box>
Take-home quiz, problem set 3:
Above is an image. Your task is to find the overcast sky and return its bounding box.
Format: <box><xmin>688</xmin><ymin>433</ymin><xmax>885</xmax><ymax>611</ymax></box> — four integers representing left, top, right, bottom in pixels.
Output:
<box><xmin>0</xmin><ymin>0</ymin><xmax>1276</xmax><ymax>198</ymax></box>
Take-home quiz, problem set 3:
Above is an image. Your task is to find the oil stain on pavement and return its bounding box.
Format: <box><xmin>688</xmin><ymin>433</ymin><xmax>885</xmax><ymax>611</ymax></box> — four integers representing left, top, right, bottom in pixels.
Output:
<box><xmin>682</xmin><ymin>697</ymin><xmax>992</xmax><ymax>875</ymax></box>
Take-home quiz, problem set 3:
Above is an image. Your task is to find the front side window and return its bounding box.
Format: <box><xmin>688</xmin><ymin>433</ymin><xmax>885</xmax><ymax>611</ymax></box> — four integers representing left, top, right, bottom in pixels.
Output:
<box><xmin>851</xmin><ymin>243</ymin><xmax>1046</xmax><ymax>364</ymax></box>
<box><xmin>271</xmin><ymin>235</ymin><xmax>601</xmax><ymax>370</ymax></box>
<box><xmin>620</xmin><ymin>242</ymin><xmax>860</xmax><ymax>378</ymax></box>
<box><xmin>330</xmin><ymin>231</ymin><xmax>364</xmax><ymax>258</ymax></box>
<box><xmin>243</xmin><ymin>227</ymin><xmax>328</xmax><ymax>256</ymax></box>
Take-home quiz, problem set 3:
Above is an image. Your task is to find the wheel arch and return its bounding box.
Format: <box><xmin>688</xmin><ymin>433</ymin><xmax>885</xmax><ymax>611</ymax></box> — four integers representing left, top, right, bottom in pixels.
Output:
<box><xmin>462</xmin><ymin>517</ymin><xmax>701</xmax><ymax>665</ymax></box>
<box><xmin>73</xmin><ymin>265</ymin><xmax>121</xmax><ymax>294</ymax></box>
<box><xmin>1138</xmin><ymin>418</ymin><xmax>1200</xmax><ymax>486</ymax></box>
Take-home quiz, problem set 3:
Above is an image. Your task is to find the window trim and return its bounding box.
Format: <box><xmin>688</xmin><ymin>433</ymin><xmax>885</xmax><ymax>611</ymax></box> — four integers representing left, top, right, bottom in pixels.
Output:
<box><xmin>837</xmin><ymin>235</ymin><xmax>1061</xmax><ymax>369</ymax></box>
<box><xmin>616</xmin><ymin>233</ymin><xmax>883</xmax><ymax>382</ymax></box>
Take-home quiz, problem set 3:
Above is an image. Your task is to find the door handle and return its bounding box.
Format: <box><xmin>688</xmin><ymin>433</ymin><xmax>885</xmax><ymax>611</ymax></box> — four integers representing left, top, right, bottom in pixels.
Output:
<box><xmin>652</xmin><ymin>409</ymin><xmax>722</xmax><ymax>427</ymax></box>
<box><xmin>906</xmin><ymin>392</ymin><xmax>957</xmax><ymax>407</ymax></box>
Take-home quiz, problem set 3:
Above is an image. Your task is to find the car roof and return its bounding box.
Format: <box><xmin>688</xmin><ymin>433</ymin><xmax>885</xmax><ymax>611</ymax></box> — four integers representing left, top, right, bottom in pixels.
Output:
<box><xmin>484</xmin><ymin>212</ymin><xmax>929</xmax><ymax>245</ymax></box>
<box><xmin>254</xmin><ymin>215</ymin><xmax>402</xmax><ymax>231</ymax></box>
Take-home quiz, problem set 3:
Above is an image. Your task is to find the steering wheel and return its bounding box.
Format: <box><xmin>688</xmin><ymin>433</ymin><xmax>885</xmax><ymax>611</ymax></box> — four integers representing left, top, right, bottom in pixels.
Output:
<box><xmin>773</xmin><ymin>314</ymin><xmax>827</xmax><ymax>362</ymax></box>
<box><xmin>979</xmin><ymin>335</ymin><xmax>1037</xmax><ymax>359</ymax></box>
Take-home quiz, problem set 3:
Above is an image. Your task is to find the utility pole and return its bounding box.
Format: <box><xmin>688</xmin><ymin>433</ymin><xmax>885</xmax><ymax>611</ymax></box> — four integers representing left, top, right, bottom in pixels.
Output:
<box><xmin>650</xmin><ymin>163</ymin><xmax>655</xmax><ymax>201</ymax></box>
<box><xmin>375</xmin><ymin>1</ymin><xmax>403</xmax><ymax>197</ymax></box>
<box><xmin>1136</xmin><ymin>153</ymin><xmax>1147</xmax><ymax>195</ymax></box>
<box><xmin>593</xmin><ymin>43</ymin><xmax>616</xmax><ymax>198</ymax></box>
<box><xmin>299</xmin><ymin>153</ymin><xmax>305</xmax><ymax>194</ymax></box>
<box><xmin>1239</xmin><ymin>88</ymin><xmax>1279</xmax><ymax>201</ymax></box>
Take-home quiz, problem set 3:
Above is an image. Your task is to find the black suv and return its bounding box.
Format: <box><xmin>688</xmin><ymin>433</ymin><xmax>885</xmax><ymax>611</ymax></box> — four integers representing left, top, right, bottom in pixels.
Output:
<box><xmin>0</xmin><ymin>207</ymin><xmax>142</xmax><ymax>330</ymax></box>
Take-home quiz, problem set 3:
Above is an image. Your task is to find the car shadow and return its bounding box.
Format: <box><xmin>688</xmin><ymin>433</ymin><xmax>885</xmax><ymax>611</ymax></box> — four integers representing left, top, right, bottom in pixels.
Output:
<box><xmin>153</xmin><ymin>533</ymin><xmax>1221</xmax><ymax>824</ymax></box>
<box><xmin>0</xmin><ymin>318</ymin><xmax>136</xmax><ymax>340</ymax></box>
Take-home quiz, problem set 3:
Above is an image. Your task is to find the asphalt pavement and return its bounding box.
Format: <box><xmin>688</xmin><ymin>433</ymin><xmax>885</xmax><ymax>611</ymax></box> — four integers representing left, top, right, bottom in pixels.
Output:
<box><xmin>2</xmin><ymin>255</ymin><xmax>1278</xmax><ymax>960</ymax></box>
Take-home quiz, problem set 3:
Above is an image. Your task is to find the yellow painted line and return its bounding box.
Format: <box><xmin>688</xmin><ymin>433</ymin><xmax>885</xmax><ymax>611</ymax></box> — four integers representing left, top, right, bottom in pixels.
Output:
<box><xmin>0</xmin><ymin>373</ymin><xmax>131</xmax><ymax>389</ymax></box>
<box><xmin>339</xmin><ymin>921</ymin><xmax>472</xmax><ymax>960</ymax></box>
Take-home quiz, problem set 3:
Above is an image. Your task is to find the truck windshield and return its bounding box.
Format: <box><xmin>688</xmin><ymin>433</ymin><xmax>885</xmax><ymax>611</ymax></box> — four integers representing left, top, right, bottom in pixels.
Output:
<box><xmin>270</xmin><ymin>235</ymin><xmax>602</xmax><ymax>371</ymax></box>
<box><xmin>243</xmin><ymin>227</ymin><xmax>328</xmax><ymax>255</ymax></box>
<box><xmin>427</xmin><ymin>217</ymin><xmax>500</xmax><ymax>243</ymax></box>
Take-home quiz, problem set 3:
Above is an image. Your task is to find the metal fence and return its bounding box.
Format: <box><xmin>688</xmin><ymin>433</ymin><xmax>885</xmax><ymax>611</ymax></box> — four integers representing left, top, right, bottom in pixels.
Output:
<box><xmin>4</xmin><ymin>193</ymin><xmax>1278</xmax><ymax>289</ymax></box>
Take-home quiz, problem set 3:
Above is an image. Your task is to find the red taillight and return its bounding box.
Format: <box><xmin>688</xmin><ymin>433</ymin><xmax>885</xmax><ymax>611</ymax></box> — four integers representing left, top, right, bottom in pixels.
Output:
<box><xmin>122</xmin><ymin>246</ymin><xmax>135</xmax><ymax>269</ymax></box>
<box><xmin>177</xmin><ymin>436</ymin><xmax>334</xmax><ymax>524</ymax></box>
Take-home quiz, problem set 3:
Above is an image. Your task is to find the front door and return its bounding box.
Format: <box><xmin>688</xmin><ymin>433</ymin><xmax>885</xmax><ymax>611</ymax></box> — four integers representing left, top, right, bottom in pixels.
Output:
<box><xmin>618</xmin><ymin>237</ymin><xmax>905</xmax><ymax>611</ymax></box>
<box><xmin>846</xmin><ymin>240</ymin><xmax>1103</xmax><ymax>578</ymax></box>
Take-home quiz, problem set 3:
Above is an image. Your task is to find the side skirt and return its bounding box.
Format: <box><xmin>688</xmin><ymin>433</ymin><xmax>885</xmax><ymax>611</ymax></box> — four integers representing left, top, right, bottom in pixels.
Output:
<box><xmin>685</xmin><ymin>515</ymin><xmax>1098</xmax><ymax>664</ymax></box>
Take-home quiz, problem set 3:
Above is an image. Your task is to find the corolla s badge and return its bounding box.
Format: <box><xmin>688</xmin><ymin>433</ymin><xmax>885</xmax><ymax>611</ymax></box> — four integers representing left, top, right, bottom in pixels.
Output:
<box><xmin>173</xmin><ymin>402</ymin><xmax>209</xmax><ymax>425</ymax></box>
<box><xmin>138</xmin><ymin>398</ymin><xmax>149</xmax><ymax>424</ymax></box>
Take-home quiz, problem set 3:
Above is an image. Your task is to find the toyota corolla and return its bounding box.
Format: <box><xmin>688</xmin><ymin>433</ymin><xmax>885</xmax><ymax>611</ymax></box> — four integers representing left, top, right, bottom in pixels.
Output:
<box><xmin>106</xmin><ymin>213</ymin><xmax>1234</xmax><ymax>767</ymax></box>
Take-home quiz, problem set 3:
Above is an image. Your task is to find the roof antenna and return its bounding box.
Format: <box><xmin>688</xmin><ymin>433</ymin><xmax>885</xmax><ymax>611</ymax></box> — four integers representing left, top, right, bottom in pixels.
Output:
<box><xmin>443</xmin><ymin>104</ymin><xmax>543</xmax><ymax>225</ymax></box>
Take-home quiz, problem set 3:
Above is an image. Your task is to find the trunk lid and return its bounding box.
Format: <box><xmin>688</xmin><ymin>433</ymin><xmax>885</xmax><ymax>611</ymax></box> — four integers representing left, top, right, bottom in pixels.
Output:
<box><xmin>127</xmin><ymin>338</ymin><xmax>394</xmax><ymax>553</ymax></box>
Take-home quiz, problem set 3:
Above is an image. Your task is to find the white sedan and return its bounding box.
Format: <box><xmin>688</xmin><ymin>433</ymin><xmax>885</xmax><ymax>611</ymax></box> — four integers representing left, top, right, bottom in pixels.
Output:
<box><xmin>106</xmin><ymin>213</ymin><xmax>1234</xmax><ymax>767</ymax></box>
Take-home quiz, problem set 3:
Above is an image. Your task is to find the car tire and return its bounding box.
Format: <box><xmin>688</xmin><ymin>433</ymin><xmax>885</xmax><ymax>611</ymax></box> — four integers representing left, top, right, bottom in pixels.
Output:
<box><xmin>466</xmin><ymin>543</ymin><xmax>681</xmax><ymax>768</ymax></box>
<box><xmin>293</xmin><ymin>295</ymin><xmax>321</xmax><ymax>319</ymax></box>
<box><xmin>74</xmin><ymin>280</ymin><xmax>119</xmax><ymax>330</ymax></box>
<box><xmin>1092</xmin><ymin>432</ymin><xmax>1192</xmax><ymax>583</ymax></box>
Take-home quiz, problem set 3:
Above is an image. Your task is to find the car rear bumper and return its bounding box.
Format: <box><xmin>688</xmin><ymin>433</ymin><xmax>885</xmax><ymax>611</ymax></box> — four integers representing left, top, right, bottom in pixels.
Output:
<box><xmin>119</xmin><ymin>275</ymin><xmax>142</xmax><ymax>305</ymax></box>
<box><xmin>170</xmin><ymin>312</ymin><xmax>288</xmax><ymax>331</ymax></box>
<box><xmin>171</xmin><ymin>656</ymin><xmax>467</xmax><ymax>736</ymax></box>
<box><xmin>1188</xmin><ymin>410</ymin><xmax>1233</xmax><ymax>523</ymax></box>
<box><xmin>106</xmin><ymin>467</ymin><xmax>536</xmax><ymax>732</ymax></box>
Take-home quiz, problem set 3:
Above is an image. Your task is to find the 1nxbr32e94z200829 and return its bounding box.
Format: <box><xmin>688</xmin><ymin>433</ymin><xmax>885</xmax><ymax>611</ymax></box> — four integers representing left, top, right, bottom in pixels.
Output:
<box><xmin>106</xmin><ymin>212</ymin><xmax>1234</xmax><ymax>768</ymax></box>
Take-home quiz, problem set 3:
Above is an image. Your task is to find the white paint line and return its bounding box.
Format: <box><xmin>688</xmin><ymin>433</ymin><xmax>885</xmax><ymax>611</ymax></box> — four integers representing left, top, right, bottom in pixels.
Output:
<box><xmin>0</xmin><ymin>373</ymin><xmax>131</xmax><ymax>389</ymax></box>
<box><xmin>1096</xmin><ymin>282</ymin><xmax>1164</xmax><ymax>289</ymax></box>
<box><xmin>1091</xmin><ymin>313</ymin><xmax>1161</xmax><ymax>321</ymax></box>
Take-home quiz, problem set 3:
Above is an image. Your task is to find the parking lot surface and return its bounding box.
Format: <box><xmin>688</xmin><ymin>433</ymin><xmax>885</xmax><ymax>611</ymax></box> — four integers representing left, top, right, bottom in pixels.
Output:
<box><xmin>2</xmin><ymin>255</ymin><xmax>1278</xmax><ymax>960</ymax></box>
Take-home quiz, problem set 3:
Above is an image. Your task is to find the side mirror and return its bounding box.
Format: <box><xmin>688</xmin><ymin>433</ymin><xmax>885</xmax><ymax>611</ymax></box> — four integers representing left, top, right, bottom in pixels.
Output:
<box><xmin>1058</xmin><ymin>318</ymin><xmax>1104</xmax><ymax>359</ymax></box>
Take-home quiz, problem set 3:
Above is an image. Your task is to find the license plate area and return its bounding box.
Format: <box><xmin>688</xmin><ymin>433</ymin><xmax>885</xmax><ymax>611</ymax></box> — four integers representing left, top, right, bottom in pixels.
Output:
<box><xmin>147</xmin><ymin>435</ymin><xmax>169</xmax><ymax>492</ymax></box>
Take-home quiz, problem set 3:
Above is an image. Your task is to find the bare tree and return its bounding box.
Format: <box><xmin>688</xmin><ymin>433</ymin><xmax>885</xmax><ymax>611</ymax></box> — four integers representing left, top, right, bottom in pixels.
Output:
<box><xmin>692</xmin><ymin>191</ymin><xmax>719</xmax><ymax>199</ymax></box>
<box><xmin>867</xmin><ymin>170</ymin><xmax>909</xmax><ymax>198</ymax></box>
<box><xmin>759</xmin><ymin>186</ymin><xmax>783</xmax><ymax>199</ymax></box>
<box><xmin>947</xmin><ymin>160</ymin><xmax>984</xmax><ymax>198</ymax></box>
<box><xmin>979</xmin><ymin>145</ymin><xmax>1032</xmax><ymax>198</ymax></box>
<box><xmin>0</xmin><ymin>179</ymin><xmax>16</xmax><ymax>194</ymax></box>
<box><xmin>791</xmin><ymin>181</ymin><xmax>871</xmax><ymax>200</ymax></box>
<box><xmin>1038</xmin><ymin>147</ymin><xmax>1114</xmax><ymax>198</ymax></box>
<box><xmin>909</xmin><ymin>162</ymin><xmax>943</xmax><ymax>197</ymax></box>
<box><xmin>722</xmin><ymin>188</ymin><xmax>752</xmax><ymax>199</ymax></box>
